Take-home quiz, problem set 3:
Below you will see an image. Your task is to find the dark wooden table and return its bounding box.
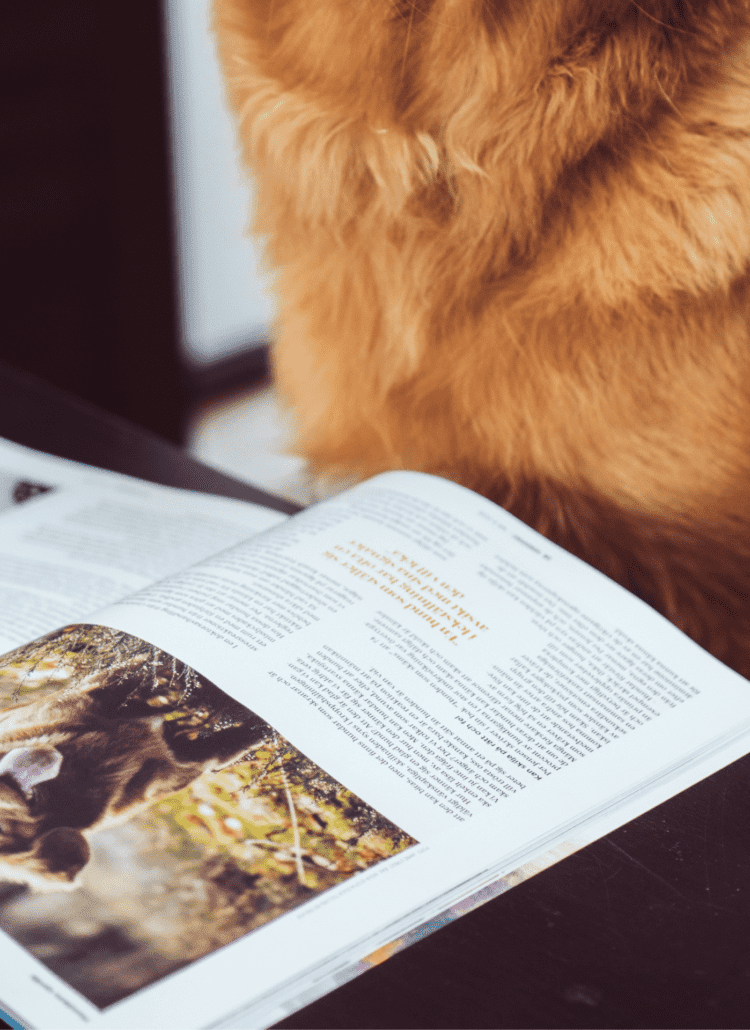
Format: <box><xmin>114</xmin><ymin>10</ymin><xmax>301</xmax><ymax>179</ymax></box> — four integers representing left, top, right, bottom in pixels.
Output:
<box><xmin>1</xmin><ymin>361</ymin><xmax>750</xmax><ymax>1029</ymax></box>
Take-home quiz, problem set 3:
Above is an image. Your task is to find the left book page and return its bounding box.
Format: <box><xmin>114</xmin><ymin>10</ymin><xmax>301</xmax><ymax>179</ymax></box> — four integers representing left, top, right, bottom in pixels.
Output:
<box><xmin>0</xmin><ymin>437</ymin><xmax>289</xmax><ymax>652</ymax></box>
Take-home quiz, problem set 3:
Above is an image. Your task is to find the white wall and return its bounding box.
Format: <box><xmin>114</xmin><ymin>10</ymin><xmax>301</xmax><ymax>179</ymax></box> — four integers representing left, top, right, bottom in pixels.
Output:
<box><xmin>164</xmin><ymin>0</ymin><xmax>276</xmax><ymax>366</ymax></box>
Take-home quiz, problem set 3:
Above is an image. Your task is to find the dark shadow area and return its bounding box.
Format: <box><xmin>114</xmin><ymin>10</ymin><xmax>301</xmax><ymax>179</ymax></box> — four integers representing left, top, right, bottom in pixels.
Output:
<box><xmin>2</xmin><ymin>3</ymin><xmax>268</xmax><ymax>446</ymax></box>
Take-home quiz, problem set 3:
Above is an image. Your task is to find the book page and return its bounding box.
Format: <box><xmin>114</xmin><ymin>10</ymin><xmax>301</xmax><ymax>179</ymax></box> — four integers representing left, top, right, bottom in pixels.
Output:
<box><xmin>0</xmin><ymin>437</ymin><xmax>288</xmax><ymax>651</ymax></box>
<box><xmin>1</xmin><ymin>471</ymin><xmax>749</xmax><ymax>1030</ymax></box>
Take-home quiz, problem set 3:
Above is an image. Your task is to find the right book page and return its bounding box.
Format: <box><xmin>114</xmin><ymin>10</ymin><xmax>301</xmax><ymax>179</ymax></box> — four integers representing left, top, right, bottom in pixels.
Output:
<box><xmin>101</xmin><ymin>468</ymin><xmax>750</xmax><ymax>846</ymax></box>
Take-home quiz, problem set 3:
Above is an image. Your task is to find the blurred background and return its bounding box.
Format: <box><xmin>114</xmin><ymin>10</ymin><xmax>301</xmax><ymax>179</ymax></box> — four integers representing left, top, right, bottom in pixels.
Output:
<box><xmin>3</xmin><ymin>1</ymin><xmax>308</xmax><ymax>503</ymax></box>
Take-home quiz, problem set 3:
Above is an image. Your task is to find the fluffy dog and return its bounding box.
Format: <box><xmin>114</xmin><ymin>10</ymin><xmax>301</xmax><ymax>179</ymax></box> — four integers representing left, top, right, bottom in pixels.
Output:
<box><xmin>214</xmin><ymin>0</ymin><xmax>750</xmax><ymax>675</ymax></box>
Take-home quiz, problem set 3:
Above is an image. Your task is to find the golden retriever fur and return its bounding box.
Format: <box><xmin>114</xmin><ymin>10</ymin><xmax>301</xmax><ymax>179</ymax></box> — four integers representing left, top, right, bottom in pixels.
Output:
<box><xmin>213</xmin><ymin>0</ymin><xmax>750</xmax><ymax>675</ymax></box>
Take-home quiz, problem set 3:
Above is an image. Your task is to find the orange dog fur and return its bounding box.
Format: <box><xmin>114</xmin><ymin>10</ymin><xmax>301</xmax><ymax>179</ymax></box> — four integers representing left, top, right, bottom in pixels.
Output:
<box><xmin>214</xmin><ymin>0</ymin><xmax>750</xmax><ymax>675</ymax></box>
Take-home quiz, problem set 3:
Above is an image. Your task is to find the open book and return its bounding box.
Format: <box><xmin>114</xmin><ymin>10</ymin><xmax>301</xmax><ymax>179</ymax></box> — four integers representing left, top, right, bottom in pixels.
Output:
<box><xmin>0</xmin><ymin>435</ymin><xmax>749</xmax><ymax>1030</ymax></box>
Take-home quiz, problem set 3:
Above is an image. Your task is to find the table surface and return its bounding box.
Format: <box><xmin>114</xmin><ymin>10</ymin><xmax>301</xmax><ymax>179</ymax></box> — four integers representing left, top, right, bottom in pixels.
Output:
<box><xmin>1</xmin><ymin>361</ymin><xmax>749</xmax><ymax>1030</ymax></box>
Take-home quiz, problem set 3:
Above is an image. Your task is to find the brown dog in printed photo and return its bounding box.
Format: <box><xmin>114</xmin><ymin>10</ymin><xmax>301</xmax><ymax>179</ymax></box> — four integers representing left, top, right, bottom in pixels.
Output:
<box><xmin>213</xmin><ymin>0</ymin><xmax>750</xmax><ymax>676</ymax></box>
